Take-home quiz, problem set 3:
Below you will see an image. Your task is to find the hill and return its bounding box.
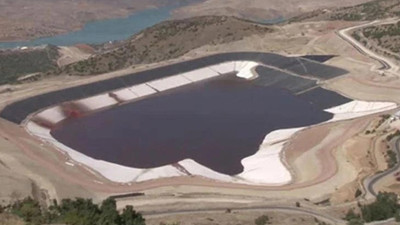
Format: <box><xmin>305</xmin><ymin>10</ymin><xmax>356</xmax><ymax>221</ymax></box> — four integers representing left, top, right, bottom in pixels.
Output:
<box><xmin>352</xmin><ymin>21</ymin><xmax>400</xmax><ymax>61</ymax></box>
<box><xmin>172</xmin><ymin>0</ymin><xmax>373</xmax><ymax>22</ymax></box>
<box><xmin>0</xmin><ymin>45</ymin><xmax>59</xmax><ymax>85</ymax></box>
<box><xmin>290</xmin><ymin>0</ymin><xmax>400</xmax><ymax>22</ymax></box>
<box><xmin>0</xmin><ymin>0</ymin><xmax>199</xmax><ymax>42</ymax></box>
<box><xmin>56</xmin><ymin>16</ymin><xmax>273</xmax><ymax>76</ymax></box>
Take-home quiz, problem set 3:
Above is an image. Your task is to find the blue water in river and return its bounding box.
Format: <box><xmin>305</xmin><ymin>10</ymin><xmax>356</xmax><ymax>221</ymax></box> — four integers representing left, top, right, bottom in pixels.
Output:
<box><xmin>0</xmin><ymin>5</ymin><xmax>177</xmax><ymax>49</ymax></box>
<box><xmin>0</xmin><ymin>3</ymin><xmax>286</xmax><ymax>49</ymax></box>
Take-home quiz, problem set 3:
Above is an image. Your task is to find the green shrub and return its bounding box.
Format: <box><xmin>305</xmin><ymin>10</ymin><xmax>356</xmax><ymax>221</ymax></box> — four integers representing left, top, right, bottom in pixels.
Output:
<box><xmin>255</xmin><ymin>215</ymin><xmax>270</xmax><ymax>225</ymax></box>
<box><xmin>8</xmin><ymin>197</ymin><xmax>145</xmax><ymax>225</ymax></box>
<box><xmin>361</xmin><ymin>192</ymin><xmax>399</xmax><ymax>222</ymax></box>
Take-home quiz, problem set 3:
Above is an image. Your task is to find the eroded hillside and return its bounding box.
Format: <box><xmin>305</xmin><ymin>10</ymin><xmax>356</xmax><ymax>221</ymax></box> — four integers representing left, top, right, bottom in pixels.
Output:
<box><xmin>173</xmin><ymin>0</ymin><xmax>373</xmax><ymax>21</ymax></box>
<box><xmin>290</xmin><ymin>0</ymin><xmax>400</xmax><ymax>22</ymax></box>
<box><xmin>0</xmin><ymin>45</ymin><xmax>59</xmax><ymax>85</ymax></box>
<box><xmin>0</xmin><ymin>0</ymin><xmax>200</xmax><ymax>41</ymax></box>
<box><xmin>58</xmin><ymin>16</ymin><xmax>273</xmax><ymax>76</ymax></box>
<box><xmin>352</xmin><ymin>21</ymin><xmax>400</xmax><ymax>61</ymax></box>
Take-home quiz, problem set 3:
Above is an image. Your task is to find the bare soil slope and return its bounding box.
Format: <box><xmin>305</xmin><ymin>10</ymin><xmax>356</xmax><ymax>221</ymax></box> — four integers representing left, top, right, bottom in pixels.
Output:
<box><xmin>173</xmin><ymin>0</ymin><xmax>373</xmax><ymax>21</ymax></box>
<box><xmin>353</xmin><ymin>21</ymin><xmax>400</xmax><ymax>62</ymax></box>
<box><xmin>56</xmin><ymin>16</ymin><xmax>273</xmax><ymax>76</ymax></box>
<box><xmin>0</xmin><ymin>0</ymin><xmax>198</xmax><ymax>42</ymax></box>
<box><xmin>290</xmin><ymin>0</ymin><xmax>400</xmax><ymax>22</ymax></box>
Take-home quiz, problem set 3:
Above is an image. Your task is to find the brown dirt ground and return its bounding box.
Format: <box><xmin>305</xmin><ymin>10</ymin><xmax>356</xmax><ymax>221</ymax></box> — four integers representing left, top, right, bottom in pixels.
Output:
<box><xmin>0</xmin><ymin>213</ymin><xmax>24</xmax><ymax>225</ymax></box>
<box><xmin>172</xmin><ymin>0</ymin><xmax>371</xmax><ymax>21</ymax></box>
<box><xmin>57</xmin><ymin>46</ymin><xmax>92</xmax><ymax>67</ymax></box>
<box><xmin>0</xmin><ymin>0</ymin><xmax>187</xmax><ymax>42</ymax></box>
<box><xmin>146</xmin><ymin>211</ymin><xmax>328</xmax><ymax>225</ymax></box>
<box><xmin>0</xmin><ymin>20</ymin><xmax>399</xmax><ymax>219</ymax></box>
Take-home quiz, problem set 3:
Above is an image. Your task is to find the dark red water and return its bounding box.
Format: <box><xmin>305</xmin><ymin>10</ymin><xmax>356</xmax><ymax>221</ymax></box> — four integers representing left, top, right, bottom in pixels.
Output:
<box><xmin>51</xmin><ymin>75</ymin><xmax>333</xmax><ymax>175</ymax></box>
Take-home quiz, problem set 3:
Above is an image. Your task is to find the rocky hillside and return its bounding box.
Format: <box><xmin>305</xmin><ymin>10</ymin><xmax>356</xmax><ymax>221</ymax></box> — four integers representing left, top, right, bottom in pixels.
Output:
<box><xmin>290</xmin><ymin>0</ymin><xmax>400</xmax><ymax>22</ymax></box>
<box><xmin>352</xmin><ymin>21</ymin><xmax>400</xmax><ymax>60</ymax></box>
<box><xmin>57</xmin><ymin>16</ymin><xmax>273</xmax><ymax>76</ymax></box>
<box><xmin>0</xmin><ymin>0</ymin><xmax>201</xmax><ymax>42</ymax></box>
<box><xmin>172</xmin><ymin>0</ymin><xmax>372</xmax><ymax>22</ymax></box>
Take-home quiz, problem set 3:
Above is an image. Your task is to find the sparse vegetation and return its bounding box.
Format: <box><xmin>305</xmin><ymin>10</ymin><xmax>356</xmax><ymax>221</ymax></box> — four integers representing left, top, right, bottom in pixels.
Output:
<box><xmin>0</xmin><ymin>212</ymin><xmax>25</xmax><ymax>225</ymax></box>
<box><xmin>53</xmin><ymin>16</ymin><xmax>273</xmax><ymax>77</ymax></box>
<box><xmin>255</xmin><ymin>215</ymin><xmax>270</xmax><ymax>225</ymax></box>
<box><xmin>1</xmin><ymin>197</ymin><xmax>145</xmax><ymax>225</ymax></box>
<box><xmin>290</xmin><ymin>0</ymin><xmax>400</xmax><ymax>22</ymax></box>
<box><xmin>343</xmin><ymin>192</ymin><xmax>400</xmax><ymax>223</ymax></box>
<box><xmin>0</xmin><ymin>16</ymin><xmax>273</xmax><ymax>83</ymax></box>
<box><xmin>386</xmin><ymin>149</ymin><xmax>398</xmax><ymax>168</ymax></box>
<box><xmin>386</xmin><ymin>130</ymin><xmax>400</xmax><ymax>142</ymax></box>
<box><xmin>314</xmin><ymin>217</ymin><xmax>329</xmax><ymax>225</ymax></box>
<box><xmin>347</xmin><ymin>218</ymin><xmax>364</xmax><ymax>225</ymax></box>
<box><xmin>0</xmin><ymin>45</ymin><xmax>59</xmax><ymax>84</ymax></box>
<box><xmin>361</xmin><ymin>192</ymin><xmax>399</xmax><ymax>222</ymax></box>
<box><xmin>344</xmin><ymin>209</ymin><xmax>361</xmax><ymax>222</ymax></box>
<box><xmin>358</xmin><ymin>22</ymin><xmax>400</xmax><ymax>55</ymax></box>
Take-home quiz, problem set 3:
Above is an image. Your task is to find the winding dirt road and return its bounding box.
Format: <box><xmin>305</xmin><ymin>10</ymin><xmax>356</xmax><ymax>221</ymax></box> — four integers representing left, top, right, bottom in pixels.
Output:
<box><xmin>337</xmin><ymin>19</ymin><xmax>400</xmax><ymax>199</ymax></box>
<box><xmin>337</xmin><ymin>19</ymin><xmax>400</xmax><ymax>76</ymax></box>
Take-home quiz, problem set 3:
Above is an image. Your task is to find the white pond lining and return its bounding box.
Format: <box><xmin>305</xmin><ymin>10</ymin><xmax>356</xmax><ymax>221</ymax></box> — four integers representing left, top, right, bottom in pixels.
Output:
<box><xmin>25</xmin><ymin>60</ymin><xmax>398</xmax><ymax>185</ymax></box>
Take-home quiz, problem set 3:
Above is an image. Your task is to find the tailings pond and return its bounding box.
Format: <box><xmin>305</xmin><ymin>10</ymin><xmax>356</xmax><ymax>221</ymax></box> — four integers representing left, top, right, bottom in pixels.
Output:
<box><xmin>51</xmin><ymin>74</ymin><xmax>336</xmax><ymax>175</ymax></box>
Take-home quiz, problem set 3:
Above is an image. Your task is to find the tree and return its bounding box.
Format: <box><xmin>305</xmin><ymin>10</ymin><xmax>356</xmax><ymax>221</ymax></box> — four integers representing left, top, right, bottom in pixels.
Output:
<box><xmin>11</xmin><ymin>197</ymin><xmax>43</xmax><ymax>225</ymax></box>
<box><xmin>120</xmin><ymin>205</ymin><xmax>145</xmax><ymax>225</ymax></box>
<box><xmin>7</xmin><ymin>197</ymin><xmax>146</xmax><ymax>225</ymax></box>
<box><xmin>98</xmin><ymin>198</ymin><xmax>120</xmax><ymax>225</ymax></box>
<box><xmin>361</xmin><ymin>192</ymin><xmax>399</xmax><ymax>222</ymax></box>
<box><xmin>58</xmin><ymin>198</ymin><xmax>100</xmax><ymax>225</ymax></box>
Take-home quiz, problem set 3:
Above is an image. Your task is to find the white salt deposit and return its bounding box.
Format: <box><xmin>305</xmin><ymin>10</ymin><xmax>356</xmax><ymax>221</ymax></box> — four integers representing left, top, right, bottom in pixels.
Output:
<box><xmin>128</xmin><ymin>84</ymin><xmax>157</xmax><ymax>97</ymax></box>
<box><xmin>235</xmin><ymin>61</ymin><xmax>251</xmax><ymax>71</ymax></box>
<box><xmin>75</xmin><ymin>94</ymin><xmax>118</xmax><ymax>111</ymax></box>
<box><xmin>181</xmin><ymin>68</ymin><xmax>219</xmax><ymax>82</ymax></box>
<box><xmin>35</xmin><ymin>106</ymin><xmax>66</xmax><ymax>124</ymax></box>
<box><xmin>147</xmin><ymin>75</ymin><xmax>192</xmax><ymax>92</ymax></box>
<box><xmin>134</xmin><ymin>165</ymin><xmax>186</xmax><ymax>182</ymax></box>
<box><xmin>237</xmin><ymin>62</ymin><xmax>259</xmax><ymax>79</ymax></box>
<box><xmin>209</xmin><ymin>62</ymin><xmax>236</xmax><ymax>75</ymax></box>
<box><xmin>111</xmin><ymin>88</ymin><xmax>139</xmax><ymax>102</ymax></box>
<box><xmin>237</xmin><ymin>128</ymin><xmax>302</xmax><ymax>184</ymax></box>
<box><xmin>325</xmin><ymin>100</ymin><xmax>397</xmax><ymax>122</ymax></box>
<box><xmin>179</xmin><ymin>159</ymin><xmax>236</xmax><ymax>182</ymax></box>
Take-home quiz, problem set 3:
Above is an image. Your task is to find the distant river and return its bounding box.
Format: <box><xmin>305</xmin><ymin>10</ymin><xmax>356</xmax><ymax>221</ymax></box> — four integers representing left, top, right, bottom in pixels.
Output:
<box><xmin>0</xmin><ymin>5</ymin><xmax>179</xmax><ymax>49</ymax></box>
<box><xmin>0</xmin><ymin>3</ymin><xmax>286</xmax><ymax>49</ymax></box>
